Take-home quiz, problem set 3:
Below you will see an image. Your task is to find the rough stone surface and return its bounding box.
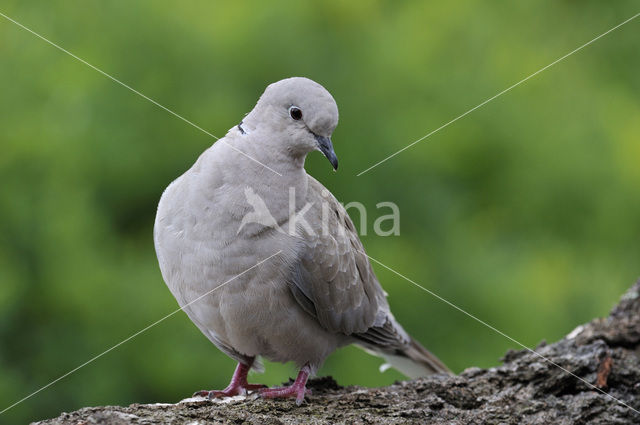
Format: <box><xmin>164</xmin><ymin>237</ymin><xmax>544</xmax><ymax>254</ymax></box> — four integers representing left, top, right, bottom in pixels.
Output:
<box><xmin>34</xmin><ymin>282</ymin><xmax>640</xmax><ymax>424</ymax></box>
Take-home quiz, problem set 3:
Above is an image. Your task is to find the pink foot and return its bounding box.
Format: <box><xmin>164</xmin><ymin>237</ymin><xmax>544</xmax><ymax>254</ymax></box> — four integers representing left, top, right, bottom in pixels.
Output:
<box><xmin>193</xmin><ymin>360</ymin><xmax>266</xmax><ymax>399</ymax></box>
<box><xmin>259</xmin><ymin>365</ymin><xmax>311</xmax><ymax>405</ymax></box>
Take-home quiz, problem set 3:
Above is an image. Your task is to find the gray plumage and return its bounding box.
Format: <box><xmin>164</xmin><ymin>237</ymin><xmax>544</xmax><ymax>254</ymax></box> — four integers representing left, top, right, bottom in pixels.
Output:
<box><xmin>154</xmin><ymin>77</ymin><xmax>450</xmax><ymax>387</ymax></box>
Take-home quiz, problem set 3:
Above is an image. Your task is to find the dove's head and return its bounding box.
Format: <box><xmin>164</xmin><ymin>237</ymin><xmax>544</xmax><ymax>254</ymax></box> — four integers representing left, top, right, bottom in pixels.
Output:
<box><xmin>244</xmin><ymin>77</ymin><xmax>339</xmax><ymax>170</ymax></box>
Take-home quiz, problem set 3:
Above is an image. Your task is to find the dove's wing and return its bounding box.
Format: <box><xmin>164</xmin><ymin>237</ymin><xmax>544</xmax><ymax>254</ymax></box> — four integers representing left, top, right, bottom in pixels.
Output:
<box><xmin>288</xmin><ymin>177</ymin><xmax>451</xmax><ymax>377</ymax></box>
<box><xmin>288</xmin><ymin>177</ymin><xmax>403</xmax><ymax>340</ymax></box>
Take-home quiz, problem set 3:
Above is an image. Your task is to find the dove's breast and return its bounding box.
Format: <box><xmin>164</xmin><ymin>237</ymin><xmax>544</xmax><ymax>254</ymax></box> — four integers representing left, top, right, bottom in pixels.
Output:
<box><xmin>154</xmin><ymin>170</ymin><xmax>250</xmax><ymax>313</ymax></box>
<box><xmin>154</xmin><ymin>167</ymin><xmax>345</xmax><ymax>368</ymax></box>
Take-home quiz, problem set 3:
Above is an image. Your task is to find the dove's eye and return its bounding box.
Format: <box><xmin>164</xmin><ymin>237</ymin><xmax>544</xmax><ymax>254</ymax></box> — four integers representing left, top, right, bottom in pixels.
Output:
<box><xmin>289</xmin><ymin>106</ymin><xmax>302</xmax><ymax>121</ymax></box>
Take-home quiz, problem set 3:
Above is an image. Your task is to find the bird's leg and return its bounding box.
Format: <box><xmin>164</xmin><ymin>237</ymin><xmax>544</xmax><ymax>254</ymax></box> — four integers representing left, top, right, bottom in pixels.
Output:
<box><xmin>193</xmin><ymin>358</ymin><xmax>266</xmax><ymax>399</ymax></box>
<box><xmin>259</xmin><ymin>364</ymin><xmax>312</xmax><ymax>405</ymax></box>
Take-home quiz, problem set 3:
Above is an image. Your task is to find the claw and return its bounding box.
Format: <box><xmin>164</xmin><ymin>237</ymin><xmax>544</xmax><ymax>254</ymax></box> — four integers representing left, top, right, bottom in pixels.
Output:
<box><xmin>259</xmin><ymin>365</ymin><xmax>311</xmax><ymax>405</ymax></box>
<box><xmin>193</xmin><ymin>360</ymin><xmax>265</xmax><ymax>400</ymax></box>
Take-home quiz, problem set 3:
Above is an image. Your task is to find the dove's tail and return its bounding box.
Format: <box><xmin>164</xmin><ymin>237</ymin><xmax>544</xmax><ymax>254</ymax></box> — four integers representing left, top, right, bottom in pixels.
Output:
<box><xmin>358</xmin><ymin>334</ymin><xmax>452</xmax><ymax>378</ymax></box>
<box><xmin>380</xmin><ymin>337</ymin><xmax>452</xmax><ymax>378</ymax></box>
<box><xmin>355</xmin><ymin>317</ymin><xmax>452</xmax><ymax>378</ymax></box>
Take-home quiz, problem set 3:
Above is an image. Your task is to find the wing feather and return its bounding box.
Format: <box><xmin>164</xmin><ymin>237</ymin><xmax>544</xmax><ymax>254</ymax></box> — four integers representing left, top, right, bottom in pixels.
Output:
<box><xmin>288</xmin><ymin>177</ymin><xmax>402</xmax><ymax>343</ymax></box>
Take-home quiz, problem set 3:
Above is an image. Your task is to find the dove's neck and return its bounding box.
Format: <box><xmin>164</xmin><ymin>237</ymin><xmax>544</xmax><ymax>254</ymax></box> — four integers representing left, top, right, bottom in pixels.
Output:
<box><xmin>206</xmin><ymin>129</ymin><xmax>311</xmax><ymax>221</ymax></box>
<box><xmin>230</xmin><ymin>127</ymin><xmax>310</xmax><ymax>176</ymax></box>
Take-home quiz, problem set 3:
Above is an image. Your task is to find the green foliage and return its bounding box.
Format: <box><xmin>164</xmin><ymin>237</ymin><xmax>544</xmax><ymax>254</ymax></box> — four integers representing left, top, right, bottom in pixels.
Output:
<box><xmin>1</xmin><ymin>1</ymin><xmax>639</xmax><ymax>423</ymax></box>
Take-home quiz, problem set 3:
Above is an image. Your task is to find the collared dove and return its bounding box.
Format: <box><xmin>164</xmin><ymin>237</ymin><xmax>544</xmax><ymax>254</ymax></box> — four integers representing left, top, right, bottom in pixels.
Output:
<box><xmin>154</xmin><ymin>77</ymin><xmax>451</xmax><ymax>405</ymax></box>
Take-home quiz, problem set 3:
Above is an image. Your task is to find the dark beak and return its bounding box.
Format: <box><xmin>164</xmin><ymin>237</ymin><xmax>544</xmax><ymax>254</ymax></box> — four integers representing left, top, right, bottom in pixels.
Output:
<box><xmin>315</xmin><ymin>135</ymin><xmax>338</xmax><ymax>170</ymax></box>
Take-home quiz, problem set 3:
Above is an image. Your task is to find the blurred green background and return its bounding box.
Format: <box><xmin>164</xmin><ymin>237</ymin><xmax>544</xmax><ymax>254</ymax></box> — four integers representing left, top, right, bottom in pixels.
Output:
<box><xmin>1</xmin><ymin>1</ymin><xmax>639</xmax><ymax>423</ymax></box>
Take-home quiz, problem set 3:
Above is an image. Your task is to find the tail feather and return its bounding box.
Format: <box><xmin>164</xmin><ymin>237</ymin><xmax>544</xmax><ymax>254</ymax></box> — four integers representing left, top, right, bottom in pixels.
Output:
<box><xmin>400</xmin><ymin>337</ymin><xmax>452</xmax><ymax>377</ymax></box>
<box><xmin>354</xmin><ymin>315</ymin><xmax>452</xmax><ymax>378</ymax></box>
<box><xmin>361</xmin><ymin>337</ymin><xmax>452</xmax><ymax>379</ymax></box>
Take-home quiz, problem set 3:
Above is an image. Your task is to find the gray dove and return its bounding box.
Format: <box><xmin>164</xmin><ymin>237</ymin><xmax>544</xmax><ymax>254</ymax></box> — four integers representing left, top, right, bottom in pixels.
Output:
<box><xmin>154</xmin><ymin>77</ymin><xmax>451</xmax><ymax>405</ymax></box>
